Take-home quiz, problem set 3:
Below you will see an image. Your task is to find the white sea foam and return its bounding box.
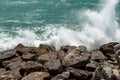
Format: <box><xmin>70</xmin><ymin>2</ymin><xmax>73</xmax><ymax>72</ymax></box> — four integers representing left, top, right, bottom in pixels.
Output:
<box><xmin>0</xmin><ymin>0</ymin><xmax>119</xmax><ymax>51</ymax></box>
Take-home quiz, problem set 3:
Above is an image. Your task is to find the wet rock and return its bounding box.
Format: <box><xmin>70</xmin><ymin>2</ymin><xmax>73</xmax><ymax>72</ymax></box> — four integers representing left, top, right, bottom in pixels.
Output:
<box><xmin>58</xmin><ymin>46</ymin><xmax>78</xmax><ymax>60</ymax></box>
<box><xmin>115</xmin><ymin>50</ymin><xmax>120</xmax><ymax>69</ymax></box>
<box><xmin>0</xmin><ymin>68</ymin><xmax>6</xmax><ymax>75</ymax></box>
<box><xmin>114</xmin><ymin>43</ymin><xmax>120</xmax><ymax>52</ymax></box>
<box><xmin>44</xmin><ymin>60</ymin><xmax>62</xmax><ymax>76</ymax></box>
<box><xmin>93</xmin><ymin>63</ymin><xmax>120</xmax><ymax>80</ymax></box>
<box><xmin>51</xmin><ymin>71</ymin><xmax>70</xmax><ymax>80</ymax></box>
<box><xmin>91</xmin><ymin>50</ymin><xmax>106</xmax><ymax>61</ymax></box>
<box><xmin>60</xmin><ymin>45</ymin><xmax>77</xmax><ymax>53</ymax></box>
<box><xmin>0</xmin><ymin>49</ymin><xmax>16</xmax><ymax>60</ymax></box>
<box><xmin>15</xmin><ymin>44</ymin><xmax>36</xmax><ymax>56</ymax></box>
<box><xmin>2</xmin><ymin>57</ymin><xmax>22</xmax><ymax>70</ymax></box>
<box><xmin>36</xmin><ymin>44</ymin><xmax>56</xmax><ymax>56</ymax></box>
<box><xmin>0</xmin><ymin>68</ymin><xmax>22</xmax><ymax>80</ymax></box>
<box><xmin>20</xmin><ymin>61</ymin><xmax>43</xmax><ymax>75</ymax></box>
<box><xmin>86</xmin><ymin>60</ymin><xmax>99</xmax><ymax>71</ymax></box>
<box><xmin>44</xmin><ymin>60</ymin><xmax>61</xmax><ymax>70</ymax></box>
<box><xmin>66</xmin><ymin>67</ymin><xmax>92</xmax><ymax>80</ymax></box>
<box><xmin>100</xmin><ymin>42</ymin><xmax>118</xmax><ymax>60</ymax></box>
<box><xmin>62</xmin><ymin>46</ymin><xmax>90</xmax><ymax>68</ymax></box>
<box><xmin>21</xmin><ymin>72</ymin><xmax>50</xmax><ymax>80</ymax></box>
<box><xmin>38</xmin><ymin>52</ymin><xmax>58</xmax><ymax>64</ymax></box>
<box><xmin>0</xmin><ymin>75</ymin><xmax>15</xmax><ymax>80</ymax></box>
<box><xmin>22</xmin><ymin>53</ymin><xmax>36</xmax><ymax>61</ymax></box>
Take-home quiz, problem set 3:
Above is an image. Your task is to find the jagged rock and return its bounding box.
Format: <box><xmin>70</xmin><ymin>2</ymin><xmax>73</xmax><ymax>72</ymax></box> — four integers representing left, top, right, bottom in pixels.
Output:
<box><xmin>38</xmin><ymin>52</ymin><xmax>58</xmax><ymax>64</ymax></box>
<box><xmin>100</xmin><ymin>42</ymin><xmax>118</xmax><ymax>60</ymax></box>
<box><xmin>115</xmin><ymin>50</ymin><xmax>120</xmax><ymax>69</ymax></box>
<box><xmin>21</xmin><ymin>72</ymin><xmax>50</xmax><ymax>80</ymax></box>
<box><xmin>66</xmin><ymin>67</ymin><xmax>92</xmax><ymax>80</ymax></box>
<box><xmin>20</xmin><ymin>61</ymin><xmax>43</xmax><ymax>75</ymax></box>
<box><xmin>86</xmin><ymin>60</ymin><xmax>99</xmax><ymax>71</ymax></box>
<box><xmin>15</xmin><ymin>44</ymin><xmax>36</xmax><ymax>56</ymax></box>
<box><xmin>2</xmin><ymin>56</ymin><xmax>22</xmax><ymax>70</ymax></box>
<box><xmin>0</xmin><ymin>68</ymin><xmax>22</xmax><ymax>80</ymax></box>
<box><xmin>22</xmin><ymin>53</ymin><xmax>36</xmax><ymax>61</ymax></box>
<box><xmin>91</xmin><ymin>50</ymin><xmax>106</xmax><ymax>61</ymax></box>
<box><xmin>51</xmin><ymin>71</ymin><xmax>70</xmax><ymax>80</ymax></box>
<box><xmin>0</xmin><ymin>68</ymin><xmax>6</xmax><ymax>75</ymax></box>
<box><xmin>60</xmin><ymin>45</ymin><xmax>77</xmax><ymax>53</ymax></box>
<box><xmin>44</xmin><ymin>60</ymin><xmax>63</xmax><ymax>76</ymax></box>
<box><xmin>93</xmin><ymin>63</ymin><xmax>120</xmax><ymax>80</ymax></box>
<box><xmin>58</xmin><ymin>46</ymin><xmax>78</xmax><ymax>60</ymax></box>
<box><xmin>0</xmin><ymin>75</ymin><xmax>15</xmax><ymax>80</ymax></box>
<box><xmin>36</xmin><ymin>44</ymin><xmax>56</xmax><ymax>56</ymax></box>
<box><xmin>62</xmin><ymin>46</ymin><xmax>90</xmax><ymax>68</ymax></box>
<box><xmin>114</xmin><ymin>43</ymin><xmax>120</xmax><ymax>52</ymax></box>
<box><xmin>0</xmin><ymin>49</ymin><xmax>16</xmax><ymax>60</ymax></box>
<box><xmin>44</xmin><ymin>60</ymin><xmax>61</xmax><ymax>70</ymax></box>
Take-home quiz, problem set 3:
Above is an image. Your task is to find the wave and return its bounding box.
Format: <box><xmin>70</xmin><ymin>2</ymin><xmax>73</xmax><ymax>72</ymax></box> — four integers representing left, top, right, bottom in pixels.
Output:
<box><xmin>0</xmin><ymin>0</ymin><xmax>120</xmax><ymax>51</ymax></box>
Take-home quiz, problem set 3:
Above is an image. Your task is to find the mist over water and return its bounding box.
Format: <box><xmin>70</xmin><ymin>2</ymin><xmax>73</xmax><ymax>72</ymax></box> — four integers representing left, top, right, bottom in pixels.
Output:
<box><xmin>0</xmin><ymin>0</ymin><xmax>120</xmax><ymax>51</ymax></box>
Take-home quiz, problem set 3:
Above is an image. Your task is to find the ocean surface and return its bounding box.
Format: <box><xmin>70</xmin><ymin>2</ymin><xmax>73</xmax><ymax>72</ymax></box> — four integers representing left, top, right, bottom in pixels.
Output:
<box><xmin>0</xmin><ymin>0</ymin><xmax>120</xmax><ymax>51</ymax></box>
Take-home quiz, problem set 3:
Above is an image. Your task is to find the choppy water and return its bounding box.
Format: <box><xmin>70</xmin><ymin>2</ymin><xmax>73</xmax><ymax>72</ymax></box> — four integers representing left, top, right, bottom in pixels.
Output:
<box><xmin>0</xmin><ymin>0</ymin><xmax>120</xmax><ymax>51</ymax></box>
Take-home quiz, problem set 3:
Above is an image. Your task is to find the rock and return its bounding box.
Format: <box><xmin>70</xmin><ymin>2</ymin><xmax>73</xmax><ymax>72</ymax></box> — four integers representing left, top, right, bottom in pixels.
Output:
<box><xmin>0</xmin><ymin>68</ymin><xmax>6</xmax><ymax>75</ymax></box>
<box><xmin>15</xmin><ymin>44</ymin><xmax>36</xmax><ymax>56</ymax></box>
<box><xmin>0</xmin><ymin>49</ymin><xmax>16</xmax><ymax>60</ymax></box>
<box><xmin>22</xmin><ymin>53</ymin><xmax>36</xmax><ymax>61</ymax></box>
<box><xmin>44</xmin><ymin>60</ymin><xmax>61</xmax><ymax>70</ymax></box>
<box><xmin>66</xmin><ymin>67</ymin><xmax>92</xmax><ymax>80</ymax></box>
<box><xmin>36</xmin><ymin>44</ymin><xmax>56</xmax><ymax>56</ymax></box>
<box><xmin>21</xmin><ymin>72</ymin><xmax>50</xmax><ymax>80</ymax></box>
<box><xmin>20</xmin><ymin>61</ymin><xmax>43</xmax><ymax>75</ymax></box>
<box><xmin>86</xmin><ymin>60</ymin><xmax>99</xmax><ymax>71</ymax></box>
<box><xmin>38</xmin><ymin>52</ymin><xmax>58</xmax><ymax>64</ymax></box>
<box><xmin>62</xmin><ymin>46</ymin><xmax>90</xmax><ymax>68</ymax></box>
<box><xmin>100</xmin><ymin>42</ymin><xmax>118</xmax><ymax>60</ymax></box>
<box><xmin>60</xmin><ymin>45</ymin><xmax>77</xmax><ymax>53</ymax></box>
<box><xmin>115</xmin><ymin>50</ymin><xmax>120</xmax><ymax>69</ymax></box>
<box><xmin>58</xmin><ymin>46</ymin><xmax>79</xmax><ymax>60</ymax></box>
<box><xmin>91</xmin><ymin>50</ymin><xmax>106</xmax><ymax>61</ymax></box>
<box><xmin>2</xmin><ymin>56</ymin><xmax>22</xmax><ymax>70</ymax></box>
<box><xmin>44</xmin><ymin>60</ymin><xmax>62</xmax><ymax>76</ymax></box>
<box><xmin>51</xmin><ymin>71</ymin><xmax>70</xmax><ymax>80</ymax></box>
<box><xmin>114</xmin><ymin>43</ymin><xmax>120</xmax><ymax>52</ymax></box>
<box><xmin>93</xmin><ymin>63</ymin><xmax>120</xmax><ymax>80</ymax></box>
<box><xmin>0</xmin><ymin>75</ymin><xmax>15</xmax><ymax>80</ymax></box>
<box><xmin>0</xmin><ymin>68</ymin><xmax>22</xmax><ymax>80</ymax></box>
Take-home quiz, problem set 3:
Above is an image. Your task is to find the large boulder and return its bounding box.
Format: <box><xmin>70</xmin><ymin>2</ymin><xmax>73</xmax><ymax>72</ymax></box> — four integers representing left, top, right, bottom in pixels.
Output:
<box><xmin>51</xmin><ymin>71</ymin><xmax>70</xmax><ymax>80</ymax></box>
<box><xmin>66</xmin><ymin>67</ymin><xmax>92</xmax><ymax>80</ymax></box>
<box><xmin>0</xmin><ymin>49</ymin><xmax>16</xmax><ymax>60</ymax></box>
<box><xmin>36</xmin><ymin>44</ymin><xmax>56</xmax><ymax>56</ymax></box>
<box><xmin>99</xmin><ymin>42</ymin><xmax>118</xmax><ymax>60</ymax></box>
<box><xmin>0</xmin><ymin>68</ymin><xmax>22</xmax><ymax>80</ymax></box>
<box><xmin>2</xmin><ymin>56</ymin><xmax>22</xmax><ymax>70</ymax></box>
<box><xmin>21</xmin><ymin>53</ymin><xmax>36</xmax><ymax>61</ymax></box>
<box><xmin>20</xmin><ymin>61</ymin><xmax>43</xmax><ymax>75</ymax></box>
<box><xmin>21</xmin><ymin>72</ymin><xmax>50</xmax><ymax>80</ymax></box>
<box><xmin>58</xmin><ymin>46</ymin><xmax>77</xmax><ymax>61</ymax></box>
<box><xmin>15</xmin><ymin>44</ymin><xmax>36</xmax><ymax>56</ymax></box>
<box><xmin>44</xmin><ymin>60</ymin><xmax>63</xmax><ymax>76</ymax></box>
<box><xmin>86</xmin><ymin>60</ymin><xmax>99</xmax><ymax>71</ymax></box>
<box><xmin>91</xmin><ymin>50</ymin><xmax>106</xmax><ymax>61</ymax></box>
<box><xmin>93</xmin><ymin>63</ymin><xmax>120</xmax><ymax>80</ymax></box>
<box><xmin>37</xmin><ymin>52</ymin><xmax>58</xmax><ymax>64</ymax></box>
<box><xmin>62</xmin><ymin>46</ymin><xmax>90</xmax><ymax>68</ymax></box>
<box><xmin>114</xmin><ymin>43</ymin><xmax>120</xmax><ymax>52</ymax></box>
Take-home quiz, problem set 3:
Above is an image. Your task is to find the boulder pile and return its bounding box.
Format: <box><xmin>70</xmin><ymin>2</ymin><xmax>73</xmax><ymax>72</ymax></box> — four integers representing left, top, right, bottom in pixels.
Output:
<box><xmin>0</xmin><ymin>42</ymin><xmax>120</xmax><ymax>80</ymax></box>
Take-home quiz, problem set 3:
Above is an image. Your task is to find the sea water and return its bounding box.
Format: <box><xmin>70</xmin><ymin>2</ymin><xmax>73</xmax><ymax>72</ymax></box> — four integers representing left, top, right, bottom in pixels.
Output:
<box><xmin>0</xmin><ymin>0</ymin><xmax>120</xmax><ymax>51</ymax></box>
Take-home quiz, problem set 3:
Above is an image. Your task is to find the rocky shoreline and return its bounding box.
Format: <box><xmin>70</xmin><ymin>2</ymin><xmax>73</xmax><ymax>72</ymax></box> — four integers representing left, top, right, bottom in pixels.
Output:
<box><xmin>0</xmin><ymin>42</ymin><xmax>120</xmax><ymax>80</ymax></box>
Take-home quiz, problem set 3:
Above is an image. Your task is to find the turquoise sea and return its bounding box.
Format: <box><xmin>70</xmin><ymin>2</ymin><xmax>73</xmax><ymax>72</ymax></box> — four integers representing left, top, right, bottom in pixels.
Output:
<box><xmin>0</xmin><ymin>0</ymin><xmax>120</xmax><ymax>50</ymax></box>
